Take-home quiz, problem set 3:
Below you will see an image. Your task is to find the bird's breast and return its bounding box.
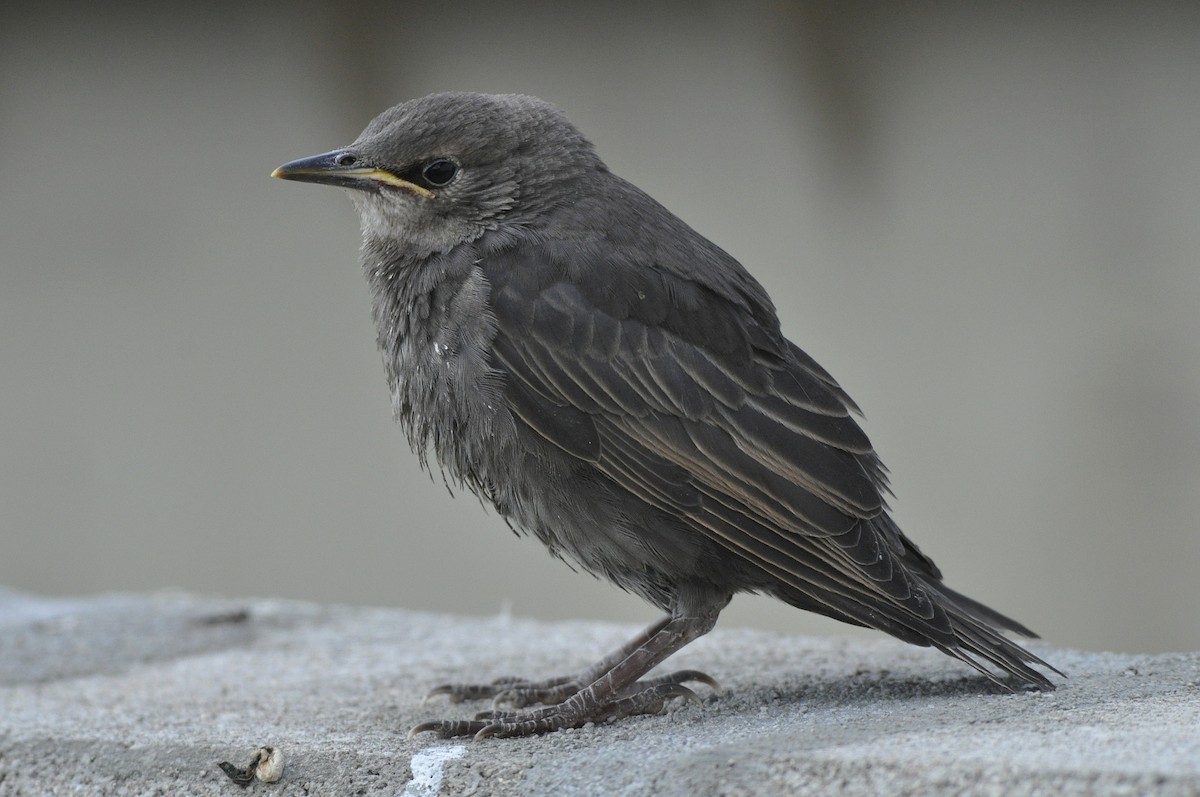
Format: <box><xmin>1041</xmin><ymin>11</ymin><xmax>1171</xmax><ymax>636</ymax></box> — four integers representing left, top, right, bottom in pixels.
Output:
<box><xmin>367</xmin><ymin>251</ymin><xmax>513</xmax><ymax>492</ymax></box>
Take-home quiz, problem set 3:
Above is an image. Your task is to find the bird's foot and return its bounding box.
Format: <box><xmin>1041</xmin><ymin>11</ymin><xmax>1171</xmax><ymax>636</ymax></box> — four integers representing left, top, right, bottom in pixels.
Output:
<box><xmin>410</xmin><ymin>680</ymin><xmax>704</xmax><ymax>739</ymax></box>
<box><xmin>413</xmin><ymin>613</ymin><xmax>723</xmax><ymax>739</ymax></box>
<box><xmin>425</xmin><ymin>668</ymin><xmax>720</xmax><ymax>709</ymax></box>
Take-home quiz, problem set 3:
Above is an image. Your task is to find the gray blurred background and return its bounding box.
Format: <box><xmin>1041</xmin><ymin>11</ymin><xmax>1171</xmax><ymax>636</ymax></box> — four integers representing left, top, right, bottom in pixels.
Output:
<box><xmin>2</xmin><ymin>1</ymin><xmax>1198</xmax><ymax>655</ymax></box>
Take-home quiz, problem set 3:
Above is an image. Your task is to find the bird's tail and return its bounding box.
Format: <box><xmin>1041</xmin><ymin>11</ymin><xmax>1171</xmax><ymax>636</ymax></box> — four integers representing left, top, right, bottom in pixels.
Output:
<box><xmin>775</xmin><ymin>576</ymin><xmax>1061</xmax><ymax>691</ymax></box>
<box><xmin>920</xmin><ymin>579</ymin><xmax>1062</xmax><ymax>691</ymax></box>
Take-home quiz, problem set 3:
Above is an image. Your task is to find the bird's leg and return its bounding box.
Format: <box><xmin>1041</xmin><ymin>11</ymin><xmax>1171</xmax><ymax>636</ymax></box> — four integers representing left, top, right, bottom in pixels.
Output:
<box><xmin>423</xmin><ymin>617</ymin><xmax>669</xmax><ymax>706</ymax></box>
<box><xmin>410</xmin><ymin>610</ymin><xmax>719</xmax><ymax>739</ymax></box>
<box><xmin>424</xmin><ymin>615</ymin><xmax>718</xmax><ymax>708</ymax></box>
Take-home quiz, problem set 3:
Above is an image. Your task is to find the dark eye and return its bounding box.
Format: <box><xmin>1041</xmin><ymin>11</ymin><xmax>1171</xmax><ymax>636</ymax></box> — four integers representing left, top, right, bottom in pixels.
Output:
<box><xmin>420</xmin><ymin>158</ymin><xmax>458</xmax><ymax>187</ymax></box>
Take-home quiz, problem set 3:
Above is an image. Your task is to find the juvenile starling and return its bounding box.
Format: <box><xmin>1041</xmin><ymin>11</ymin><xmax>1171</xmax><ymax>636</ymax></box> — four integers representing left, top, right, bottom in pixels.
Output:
<box><xmin>273</xmin><ymin>92</ymin><xmax>1057</xmax><ymax>739</ymax></box>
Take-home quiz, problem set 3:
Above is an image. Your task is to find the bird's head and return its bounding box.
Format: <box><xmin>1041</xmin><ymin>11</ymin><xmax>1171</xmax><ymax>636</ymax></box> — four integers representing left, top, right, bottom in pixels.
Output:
<box><xmin>273</xmin><ymin>92</ymin><xmax>603</xmax><ymax>256</ymax></box>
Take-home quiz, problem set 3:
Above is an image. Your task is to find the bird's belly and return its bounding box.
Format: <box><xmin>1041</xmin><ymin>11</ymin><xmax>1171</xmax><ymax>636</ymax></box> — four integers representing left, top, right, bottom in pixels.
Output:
<box><xmin>472</xmin><ymin>423</ymin><xmax>741</xmax><ymax>612</ymax></box>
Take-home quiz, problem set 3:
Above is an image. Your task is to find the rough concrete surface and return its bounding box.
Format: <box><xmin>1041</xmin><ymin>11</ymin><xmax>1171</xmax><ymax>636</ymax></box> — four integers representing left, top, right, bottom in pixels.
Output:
<box><xmin>0</xmin><ymin>588</ymin><xmax>1196</xmax><ymax>796</ymax></box>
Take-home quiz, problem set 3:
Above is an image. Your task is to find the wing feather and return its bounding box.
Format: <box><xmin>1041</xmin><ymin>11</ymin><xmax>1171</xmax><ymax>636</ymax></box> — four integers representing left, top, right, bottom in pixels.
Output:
<box><xmin>483</xmin><ymin>240</ymin><xmax>946</xmax><ymax>636</ymax></box>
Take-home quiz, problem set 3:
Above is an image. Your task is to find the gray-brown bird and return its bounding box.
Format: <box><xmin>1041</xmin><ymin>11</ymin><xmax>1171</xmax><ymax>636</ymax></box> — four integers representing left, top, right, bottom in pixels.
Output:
<box><xmin>273</xmin><ymin>92</ymin><xmax>1057</xmax><ymax>739</ymax></box>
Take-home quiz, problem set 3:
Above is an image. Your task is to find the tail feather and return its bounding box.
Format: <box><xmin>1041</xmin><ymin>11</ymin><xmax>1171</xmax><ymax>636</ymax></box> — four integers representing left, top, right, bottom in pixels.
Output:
<box><xmin>935</xmin><ymin>581</ymin><xmax>1041</xmax><ymax>639</ymax></box>
<box><xmin>929</xmin><ymin>580</ymin><xmax>1063</xmax><ymax>691</ymax></box>
<box><xmin>775</xmin><ymin>578</ymin><xmax>1061</xmax><ymax>690</ymax></box>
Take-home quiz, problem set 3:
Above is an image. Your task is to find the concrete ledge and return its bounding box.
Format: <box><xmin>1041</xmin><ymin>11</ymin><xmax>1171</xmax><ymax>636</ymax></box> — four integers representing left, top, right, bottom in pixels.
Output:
<box><xmin>1</xmin><ymin>588</ymin><xmax>1196</xmax><ymax>795</ymax></box>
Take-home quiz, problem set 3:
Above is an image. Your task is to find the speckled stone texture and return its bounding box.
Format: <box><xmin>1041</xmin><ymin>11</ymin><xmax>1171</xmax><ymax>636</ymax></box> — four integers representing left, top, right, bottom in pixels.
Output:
<box><xmin>1</xmin><ymin>589</ymin><xmax>1196</xmax><ymax>796</ymax></box>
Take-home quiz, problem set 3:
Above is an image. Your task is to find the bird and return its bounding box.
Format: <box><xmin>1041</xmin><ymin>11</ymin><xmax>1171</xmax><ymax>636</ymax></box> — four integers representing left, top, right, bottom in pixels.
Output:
<box><xmin>272</xmin><ymin>92</ymin><xmax>1058</xmax><ymax>739</ymax></box>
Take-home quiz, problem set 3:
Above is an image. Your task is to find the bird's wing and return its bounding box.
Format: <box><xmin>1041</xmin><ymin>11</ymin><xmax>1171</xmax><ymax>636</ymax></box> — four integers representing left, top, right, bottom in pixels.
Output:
<box><xmin>482</xmin><ymin>236</ymin><xmax>951</xmax><ymax>635</ymax></box>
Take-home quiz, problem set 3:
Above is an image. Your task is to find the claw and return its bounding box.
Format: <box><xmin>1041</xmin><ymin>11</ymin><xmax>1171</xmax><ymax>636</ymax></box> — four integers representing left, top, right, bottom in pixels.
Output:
<box><xmin>474</xmin><ymin>723</ymin><xmax>501</xmax><ymax>740</ymax></box>
<box><xmin>664</xmin><ymin>683</ymin><xmax>702</xmax><ymax>707</ymax></box>
<box><xmin>409</xmin><ymin>718</ymin><xmax>491</xmax><ymax>739</ymax></box>
<box><xmin>407</xmin><ymin>721</ymin><xmax>444</xmax><ymax>740</ymax></box>
<box><xmin>664</xmin><ymin>669</ymin><xmax>723</xmax><ymax>695</ymax></box>
<box><xmin>422</xmin><ymin>685</ymin><xmax>454</xmax><ymax>705</ymax></box>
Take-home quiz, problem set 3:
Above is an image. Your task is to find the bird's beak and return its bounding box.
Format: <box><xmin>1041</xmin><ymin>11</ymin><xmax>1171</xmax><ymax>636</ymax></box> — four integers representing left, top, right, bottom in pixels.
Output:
<box><xmin>271</xmin><ymin>150</ymin><xmax>435</xmax><ymax>199</ymax></box>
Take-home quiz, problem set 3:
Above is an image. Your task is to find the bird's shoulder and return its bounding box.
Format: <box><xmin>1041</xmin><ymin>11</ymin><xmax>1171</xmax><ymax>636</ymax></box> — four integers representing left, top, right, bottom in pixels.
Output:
<box><xmin>482</xmin><ymin>175</ymin><xmax>781</xmax><ymax>357</ymax></box>
<box><xmin>477</xmin><ymin>173</ymin><xmax>859</xmax><ymax>419</ymax></box>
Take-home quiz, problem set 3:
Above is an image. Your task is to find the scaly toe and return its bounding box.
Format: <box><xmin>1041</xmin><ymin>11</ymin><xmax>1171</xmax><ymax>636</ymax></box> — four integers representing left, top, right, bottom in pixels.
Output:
<box><xmin>407</xmin><ymin>718</ymin><xmax>489</xmax><ymax>739</ymax></box>
<box><xmin>473</xmin><ymin>723</ymin><xmax>503</xmax><ymax>740</ymax></box>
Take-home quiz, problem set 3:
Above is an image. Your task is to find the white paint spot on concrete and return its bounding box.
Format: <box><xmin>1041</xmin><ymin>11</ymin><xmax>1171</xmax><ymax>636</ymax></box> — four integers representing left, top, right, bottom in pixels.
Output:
<box><xmin>400</xmin><ymin>745</ymin><xmax>466</xmax><ymax>796</ymax></box>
